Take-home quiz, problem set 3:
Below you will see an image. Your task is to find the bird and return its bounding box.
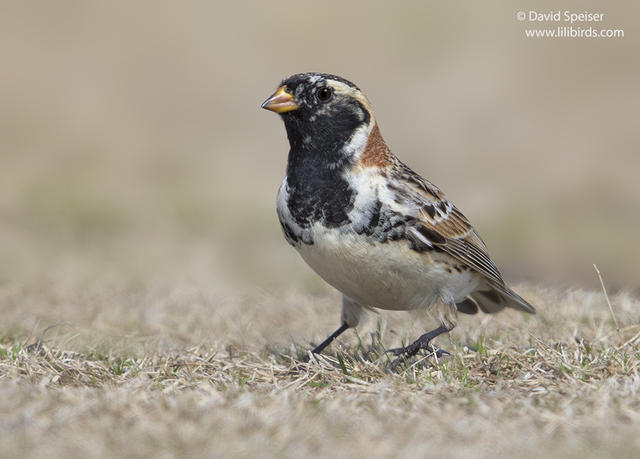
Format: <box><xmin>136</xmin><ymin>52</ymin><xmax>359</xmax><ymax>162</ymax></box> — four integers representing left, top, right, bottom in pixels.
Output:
<box><xmin>261</xmin><ymin>72</ymin><xmax>535</xmax><ymax>361</ymax></box>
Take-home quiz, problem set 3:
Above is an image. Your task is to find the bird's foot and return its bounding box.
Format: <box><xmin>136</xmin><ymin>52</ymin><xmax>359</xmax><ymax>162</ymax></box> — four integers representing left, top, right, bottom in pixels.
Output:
<box><xmin>386</xmin><ymin>342</ymin><xmax>450</xmax><ymax>358</ymax></box>
<box><xmin>384</xmin><ymin>325</ymin><xmax>451</xmax><ymax>370</ymax></box>
<box><xmin>288</xmin><ymin>351</ymin><xmax>320</xmax><ymax>375</ymax></box>
<box><xmin>300</xmin><ymin>354</ymin><xmax>311</xmax><ymax>364</ymax></box>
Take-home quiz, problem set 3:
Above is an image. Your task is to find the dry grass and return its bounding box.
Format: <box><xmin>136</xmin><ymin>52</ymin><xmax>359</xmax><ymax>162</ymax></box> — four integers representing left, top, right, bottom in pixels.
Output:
<box><xmin>1</xmin><ymin>2</ymin><xmax>639</xmax><ymax>457</ymax></box>
<box><xmin>2</xmin><ymin>284</ymin><xmax>640</xmax><ymax>459</ymax></box>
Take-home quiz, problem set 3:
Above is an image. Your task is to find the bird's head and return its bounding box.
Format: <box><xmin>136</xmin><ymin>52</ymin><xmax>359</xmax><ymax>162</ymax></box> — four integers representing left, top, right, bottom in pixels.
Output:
<box><xmin>261</xmin><ymin>73</ymin><xmax>376</xmax><ymax>159</ymax></box>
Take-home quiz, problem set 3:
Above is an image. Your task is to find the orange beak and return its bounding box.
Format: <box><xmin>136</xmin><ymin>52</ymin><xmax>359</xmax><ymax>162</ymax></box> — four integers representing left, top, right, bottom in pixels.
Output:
<box><xmin>261</xmin><ymin>85</ymin><xmax>299</xmax><ymax>113</ymax></box>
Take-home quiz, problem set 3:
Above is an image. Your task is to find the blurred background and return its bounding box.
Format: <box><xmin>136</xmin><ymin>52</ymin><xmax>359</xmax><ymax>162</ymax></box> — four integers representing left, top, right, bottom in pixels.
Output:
<box><xmin>1</xmin><ymin>0</ymin><xmax>638</xmax><ymax>307</ymax></box>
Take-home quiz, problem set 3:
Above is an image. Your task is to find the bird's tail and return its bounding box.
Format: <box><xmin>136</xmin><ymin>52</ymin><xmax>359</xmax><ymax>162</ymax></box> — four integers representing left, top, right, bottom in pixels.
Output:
<box><xmin>471</xmin><ymin>284</ymin><xmax>536</xmax><ymax>314</ymax></box>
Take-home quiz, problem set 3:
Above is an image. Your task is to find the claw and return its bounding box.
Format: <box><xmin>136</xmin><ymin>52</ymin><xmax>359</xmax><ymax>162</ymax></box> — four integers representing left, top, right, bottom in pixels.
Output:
<box><xmin>385</xmin><ymin>343</ymin><xmax>448</xmax><ymax>358</ymax></box>
<box><xmin>387</xmin><ymin>345</ymin><xmax>450</xmax><ymax>372</ymax></box>
<box><xmin>433</xmin><ymin>348</ymin><xmax>450</xmax><ymax>358</ymax></box>
<box><xmin>384</xmin><ymin>324</ymin><xmax>452</xmax><ymax>363</ymax></box>
<box><xmin>384</xmin><ymin>346</ymin><xmax>410</xmax><ymax>356</ymax></box>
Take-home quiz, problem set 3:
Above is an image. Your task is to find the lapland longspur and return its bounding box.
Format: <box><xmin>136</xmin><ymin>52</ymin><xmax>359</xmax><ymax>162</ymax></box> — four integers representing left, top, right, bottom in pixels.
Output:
<box><xmin>262</xmin><ymin>73</ymin><xmax>535</xmax><ymax>360</ymax></box>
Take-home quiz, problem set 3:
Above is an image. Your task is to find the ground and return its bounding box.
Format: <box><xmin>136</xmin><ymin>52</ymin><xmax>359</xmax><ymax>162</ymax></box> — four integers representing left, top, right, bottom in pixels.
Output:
<box><xmin>1</xmin><ymin>3</ymin><xmax>639</xmax><ymax>457</ymax></box>
<box><xmin>1</xmin><ymin>282</ymin><xmax>639</xmax><ymax>459</ymax></box>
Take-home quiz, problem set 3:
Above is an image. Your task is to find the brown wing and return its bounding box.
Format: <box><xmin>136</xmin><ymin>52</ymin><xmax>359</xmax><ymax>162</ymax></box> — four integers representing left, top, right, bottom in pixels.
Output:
<box><xmin>411</xmin><ymin>203</ymin><xmax>506</xmax><ymax>287</ymax></box>
<box><xmin>390</xmin><ymin>162</ymin><xmax>535</xmax><ymax>313</ymax></box>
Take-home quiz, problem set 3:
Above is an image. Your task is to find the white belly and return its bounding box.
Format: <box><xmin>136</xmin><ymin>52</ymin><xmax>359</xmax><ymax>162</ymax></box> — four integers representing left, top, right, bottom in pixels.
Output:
<box><xmin>296</xmin><ymin>224</ymin><xmax>481</xmax><ymax>310</ymax></box>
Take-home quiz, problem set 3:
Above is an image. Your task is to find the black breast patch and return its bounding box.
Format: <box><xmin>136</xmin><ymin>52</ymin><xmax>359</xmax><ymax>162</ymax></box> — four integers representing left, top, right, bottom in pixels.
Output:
<box><xmin>286</xmin><ymin>172</ymin><xmax>354</xmax><ymax>230</ymax></box>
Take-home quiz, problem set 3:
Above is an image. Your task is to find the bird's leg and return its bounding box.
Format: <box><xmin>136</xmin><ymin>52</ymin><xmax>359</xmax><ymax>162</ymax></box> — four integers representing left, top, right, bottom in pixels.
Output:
<box><xmin>302</xmin><ymin>323</ymin><xmax>350</xmax><ymax>361</ymax></box>
<box><xmin>385</xmin><ymin>324</ymin><xmax>451</xmax><ymax>358</ymax></box>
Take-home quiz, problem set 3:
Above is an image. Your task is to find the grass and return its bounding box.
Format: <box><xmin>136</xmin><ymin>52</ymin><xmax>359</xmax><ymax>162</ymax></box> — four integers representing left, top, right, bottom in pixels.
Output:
<box><xmin>1</xmin><ymin>283</ymin><xmax>639</xmax><ymax>458</ymax></box>
<box><xmin>1</xmin><ymin>2</ymin><xmax>638</xmax><ymax>457</ymax></box>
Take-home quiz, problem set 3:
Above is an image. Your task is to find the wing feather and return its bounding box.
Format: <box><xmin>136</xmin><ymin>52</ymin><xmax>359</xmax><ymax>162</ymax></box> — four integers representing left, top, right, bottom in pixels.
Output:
<box><xmin>388</xmin><ymin>161</ymin><xmax>507</xmax><ymax>286</ymax></box>
<box><xmin>373</xmin><ymin>157</ymin><xmax>536</xmax><ymax>314</ymax></box>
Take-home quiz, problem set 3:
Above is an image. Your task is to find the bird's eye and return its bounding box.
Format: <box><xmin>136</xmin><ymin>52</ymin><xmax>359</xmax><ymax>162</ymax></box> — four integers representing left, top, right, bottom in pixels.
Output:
<box><xmin>315</xmin><ymin>86</ymin><xmax>333</xmax><ymax>102</ymax></box>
